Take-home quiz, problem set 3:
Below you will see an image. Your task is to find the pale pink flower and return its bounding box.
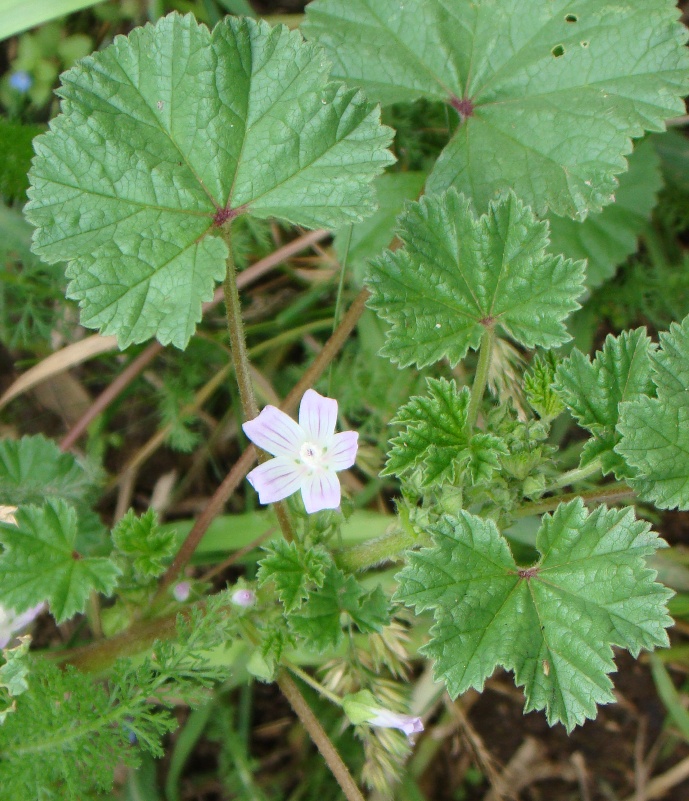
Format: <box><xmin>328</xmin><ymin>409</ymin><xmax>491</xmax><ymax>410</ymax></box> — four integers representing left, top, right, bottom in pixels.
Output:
<box><xmin>367</xmin><ymin>708</ymin><xmax>424</xmax><ymax>736</ymax></box>
<box><xmin>0</xmin><ymin>603</ymin><xmax>43</xmax><ymax>649</ymax></box>
<box><xmin>242</xmin><ymin>389</ymin><xmax>358</xmax><ymax>514</ymax></box>
<box><xmin>342</xmin><ymin>690</ymin><xmax>424</xmax><ymax>738</ymax></box>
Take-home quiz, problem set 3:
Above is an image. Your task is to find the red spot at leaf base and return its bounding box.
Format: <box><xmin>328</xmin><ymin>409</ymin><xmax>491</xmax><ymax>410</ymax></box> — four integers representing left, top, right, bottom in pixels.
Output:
<box><xmin>213</xmin><ymin>205</ymin><xmax>246</xmax><ymax>227</ymax></box>
<box><xmin>450</xmin><ymin>96</ymin><xmax>475</xmax><ymax>120</ymax></box>
<box><xmin>518</xmin><ymin>566</ymin><xmax>539</xmax><ymax>580</ymax></box>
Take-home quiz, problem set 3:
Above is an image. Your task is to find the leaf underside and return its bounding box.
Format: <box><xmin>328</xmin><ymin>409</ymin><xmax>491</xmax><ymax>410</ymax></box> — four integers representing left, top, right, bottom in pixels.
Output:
<box><xmin>304</xmin><ymin>0</ymin><xmax>689</xmax><ymax>218</ymax></box>
<box><xmin>394</xmin><ymin>499</ymin><xmax>671</xmax><ymax>731</ymax></box>
<box><xmin>26</xmin><ymin>13</ymin><xmax>394</xmax><ymax>348</ymax></box>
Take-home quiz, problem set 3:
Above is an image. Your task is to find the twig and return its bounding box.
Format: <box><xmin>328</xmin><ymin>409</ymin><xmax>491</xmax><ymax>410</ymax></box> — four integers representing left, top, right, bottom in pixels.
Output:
<box><xmin>277</xmin><ymin>671</ymin><xmax>365</xmax><ymax>801</ymax></box>
<box><xmin>622</xmin><ymin>754</ymin><xmax>689</xmax><ymax>801</ymax></box>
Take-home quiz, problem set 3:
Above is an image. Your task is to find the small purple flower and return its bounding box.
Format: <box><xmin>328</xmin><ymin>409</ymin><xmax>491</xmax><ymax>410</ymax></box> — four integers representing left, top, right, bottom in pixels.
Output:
<box><xmin>367</xmin><ymin>707</ymin><xmax>424</xmax><ymax>737</ymax></box>
<box><xmin>0</xmin><ymin>603</ymin><xmax>43</xmax><ymax>649</ymax></box>
<box><xmin>231</xmin><ymin>588</ymin><xmax>256</xmax><ymax>607</ymax></box>
<box><xmin>242</xmin><ymin>389</ymin><xmax>358</xmax><ymax>514</ymax></box>
<box><xmin>173</xmin><ymin>581</ymin><xmax>191</xmax><ymax>602</ymax></box>
<box><xmin>9</xmin><ymin>70</ymin><xmax>32</xmax><ymax>93</ymax></box>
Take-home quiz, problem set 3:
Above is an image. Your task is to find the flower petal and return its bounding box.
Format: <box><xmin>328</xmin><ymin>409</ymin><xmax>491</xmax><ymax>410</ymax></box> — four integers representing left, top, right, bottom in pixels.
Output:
<box><xmin>369</xmin><ymin>709</ymin><xmax>424</xmax><ymax>736</ymax></box>
<box><xmin>299</xmin><ymin>389</ymin><xmax>338</xmax><ymax>444</ymax></box>
<box><xmin>325</xmin><ymin>431</ymin><xmax>359</xmax><ymax>471</ymax></box>
<box><xmin>246</xmin><ymin>457</ymin><xmax>306</xmax><ymax>504</ymax></box>
<box><xmin>301</xmin><ymin>470</ymin><xmax>341</xmax><ymax>513</ymax></box>
<box><xmin>243</xmin><ymin>406</ymin><xmax>305</xmax><ymax>457</ymax></box>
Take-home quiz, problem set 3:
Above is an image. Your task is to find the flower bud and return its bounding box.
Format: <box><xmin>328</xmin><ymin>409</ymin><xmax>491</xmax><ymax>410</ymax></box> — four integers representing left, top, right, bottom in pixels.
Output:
<box><xmin>172</xmin><ymin>581</ymin><xmax>191</xmax><ymax>602</ymax></box>
<box><xmin>231</xmin><ymin>588</ymin><xmax>256</xmax><ymax>607</ymax></box>
<box><xmin>343</xmin><ymin>690</ymin><xmax>423</xmax><ymax>737</ymax></box>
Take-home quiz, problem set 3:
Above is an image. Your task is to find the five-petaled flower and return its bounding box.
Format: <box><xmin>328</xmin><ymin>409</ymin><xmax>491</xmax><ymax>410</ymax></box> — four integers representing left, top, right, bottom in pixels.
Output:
<box><xmin>242</xmin><ymin>389</ymin><xmax>358</xmax><ymax>514</ymax></box>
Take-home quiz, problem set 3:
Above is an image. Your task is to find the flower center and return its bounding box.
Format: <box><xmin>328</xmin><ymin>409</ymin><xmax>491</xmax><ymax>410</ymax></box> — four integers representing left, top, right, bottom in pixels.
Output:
<box><xmin>299</xmin><ymin>441</ymin><xmax>324</xmax><ymax>469</ymax></box>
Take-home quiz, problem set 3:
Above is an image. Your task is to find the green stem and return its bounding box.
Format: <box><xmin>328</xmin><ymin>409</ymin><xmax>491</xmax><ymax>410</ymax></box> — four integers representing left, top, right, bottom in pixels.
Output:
<box><xmin>221</xmin><ymin>225</ymin><xmax>294</xmax><ymax>542</ymax></box>
<box><xmin>285</xmin><ymin>662</ymin><xmax>344</xmax><ymax>707</ymax></box>
<box><xmin>513</xmin><ymin>482</ymin><xmax>635</xmax><ymax>519</ymax></box>
<box><xmin>545</xmin><ymin>456</ymin><xmax>603</xmax><ymax>492</ymax></box>
<box><xmin>466</xmin><ymin>326</ymin><xmax>495</xmax><ymax>432</ymax></box>
<box><xmin>277</xmin><ymin>671</ymin><xmax>365</xmax><ymax>801</ymax></box>
<box><xmin>222</xmin><ymin>226</ymin><xmax>259</xmax><ymax>421</ymax></box>
<box><xmin>335</xmin><ymin>505</ymin><xmax>430</xmax><ymax>572</ymax></box>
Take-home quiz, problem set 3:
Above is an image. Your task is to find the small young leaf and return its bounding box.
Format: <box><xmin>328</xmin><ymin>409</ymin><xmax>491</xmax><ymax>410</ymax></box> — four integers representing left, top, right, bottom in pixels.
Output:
<box><xmin>26</xmin><ymin>13</ymin><xmax>394</xmax><ymax>349</ymax></box>
<box><xmin>384</xmin><ymin>377</ymin><xmax>506</xmax><ymax>487</ymax></box>
<box><xmin>547</xmin><ymin>138</ymin><xmax>663</xmax><ymax>289</ymax></box>
<box><xmin>555</xmin><ymin>329</ymin><xmax>655</xmax><ymax>476</ymax></box>
<box><xmin>0</xmin><ymin>499</ymin><xmax>120</xmax><ymax>623</ymax></box>
<box><xmin>395</xmin><ymin>500</ymin><xmax>671</xmax><ymax>731</ymax></box>
<box><xmin>367</xmin><ymin>190</ymin><xmax>585</xmax><ymax>368</ymax></box>
<box><xmin>617</xmin><ymin>314</ymin><xmax>689</xmax><ymax>508</ymax></box>
<box><xmin>524</xmin><ymin>352</ymin><xmax>564</xmax><ymax>422</ymax></box>
<box><xmin>289</xmin><ymin>566</ymin><xmax>389</xmax><ymax>651</ymax></box>
<box><xmin>112</xmin><ymin>509</ymin><xmax>176</xmax><ymax>580</ymax></box>
<box><xmin>258</xmin><ymin>539</ymin><xmax>330</xmax><ymax>613</ymax></box>
<box><xmin>304</xmin><ymin>0</ymin><xmax>689</xmax><ymax>218</ymax></box>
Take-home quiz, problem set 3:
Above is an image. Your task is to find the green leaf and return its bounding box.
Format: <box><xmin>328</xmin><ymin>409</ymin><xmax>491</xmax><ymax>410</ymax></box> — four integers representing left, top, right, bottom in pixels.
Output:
<box><xmin>258</xmin><ymin>539</ymin><xmax>330</xmax><ymax>613</ymax></box>
<box><xmin>334</xmin><ymin>171</ymin><xmax>426</xmax><ymax>284</ymax></box>
<box><xmin>0</xmin><ymin>636</ymin><xmax>31</xmax><ymax>713</ymax></box>
<box><xmin>384</xmin><ymin>377</ymin><xmax>506</xmax><ymax>487</ymax></box>
<box><xmin>0</xmin><ymin>435</ymin><xmax>105</xmax><ymax>551</ymax></box>
<box><xmin>289</xmin><ymin>566</ymin><xmax>389</xmax><ymax>651</ymax></box>
<box><xmin>617</xmin><ymin>315</ymin><xmax>689</xmax><ymax>509</ymax></box>
<box><xmin>304</xmin><ymin>0</ymin><xmax>689</xmax><ymax>219</ymax></box>
<box><xmin>112</xmin><ymin>509</ymin><xmax>176</xmax><ymax>580</ymax></box>
<box><xmin>395</xmin><ymin>500</ymin><xmax>672</xmax><ymax>731</ymax></box>
<box><xmin>555</xmin><ymin>329</ymin><xmax>655</xmax><ymax>476</ymax></box>
<box><xmin>26</xmin><ymin>13</ymin><xmax>394</xmax><ymax>349</ymax></box>
<box><xmin>367</xmin><ymin>190</ymin><xmax>585</xmax><ymax>368</ymax></box>
<box><xmin>0</xmin><ymin>499</ymin><xmax>120</xmax><ymax>623</ymax></box>
<box><xmin>547</xmin><ymin>138</ymin><xmax>663</xmax><ymax>289</ymax></box>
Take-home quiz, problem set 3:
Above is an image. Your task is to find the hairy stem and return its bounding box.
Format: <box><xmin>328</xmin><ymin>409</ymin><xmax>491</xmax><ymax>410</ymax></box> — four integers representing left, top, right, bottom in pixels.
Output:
<box><xmin>466</xmin><ymin>326</ymin><xmax>495</xmax><ymax>432</ymax></box>
<box><xmin>277</xmin><ymin>671</ymin><xmax>365</xmax><ymax>801</ymax></box>
<box><xmin>545</xmin><ymin>457</ymin><xmax>603</xmax><ymax>492</ymax></box>
<box><xmin>513</xmin><ymin>482</ymin><xmax>635</xmax><ymax>519</ymax></box>
<box><xmin>222</xmin><ymin>227</ymin><xmax>259</xmax><ymax>421</ymax></box>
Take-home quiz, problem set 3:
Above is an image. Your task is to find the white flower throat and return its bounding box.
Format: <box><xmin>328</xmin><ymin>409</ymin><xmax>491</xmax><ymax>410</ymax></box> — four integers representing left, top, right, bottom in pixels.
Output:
<box><xmin>299</xmin><ymin>441</ymin><xmax>325</xmax><ymax>469</ymax></box>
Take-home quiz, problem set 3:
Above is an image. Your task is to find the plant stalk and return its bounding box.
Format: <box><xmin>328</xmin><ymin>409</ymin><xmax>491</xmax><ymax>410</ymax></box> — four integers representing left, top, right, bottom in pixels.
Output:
<box><xmin>466</xmin><ymin>326</ymin><xmax>495</xmax><ymax>432</ymax></box>
<box><xmin>222</xmin><ymin>227</ymin><xmax>259</xmax><ymax>421</ymax></box>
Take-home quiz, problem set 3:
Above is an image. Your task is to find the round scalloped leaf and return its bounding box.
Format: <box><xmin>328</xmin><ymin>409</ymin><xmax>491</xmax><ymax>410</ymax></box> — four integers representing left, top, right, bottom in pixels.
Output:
<box><xmin>304</xmin><ymin>0</ymin><xmax>689</xmax><ymax>219</ymax></box>
<box><xmin>26</xmin><ymin>13</ymin><xmax>394</xmax><ymax>349</ymax></box>
<box><xmin>394</xmin><ymin>500</ymin><xmax>671</xmax><ymax>731</ymax></box>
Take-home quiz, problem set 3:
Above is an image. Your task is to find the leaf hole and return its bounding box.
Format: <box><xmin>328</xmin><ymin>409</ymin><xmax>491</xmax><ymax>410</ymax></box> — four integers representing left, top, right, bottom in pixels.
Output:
<box><xmin>565</xmin><ymin>13</ymin><xmax>578</xmax><ymax>22</ymax></box>
<box><xmin>580</xmin><ymin>40</ymin><xmax>589</xmax><ymax>48</ymax></box>
<box><xmin>551</xmin><ymin>44</ymin><xmax>565</xmax><ymax>58</ymax></box>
